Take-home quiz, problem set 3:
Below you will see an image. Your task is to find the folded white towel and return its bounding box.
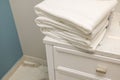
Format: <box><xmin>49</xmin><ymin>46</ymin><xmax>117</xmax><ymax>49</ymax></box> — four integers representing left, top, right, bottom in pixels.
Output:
<box><xmin>35</xmin><ymin>0</ymin><xmax>117</xmax><ymax>34</ymax></box>
<box><xmin>40</xmin><ymin>26</ymin><xmax>107</xmax><ymax>51</ymax></box>
<box><xmin>35</xmin><ymin>15</ymin><xmax>109</xmax><ymax>40</ymax></box>
<box><xmin>63</xmin><ymin>29</ymin><xmax>107</xmax><ymax>50</ymax></box>
<box><xmin>38</xmin><ymin>19</ymin><xmax>108</xmax><ymax>49</ymax></box>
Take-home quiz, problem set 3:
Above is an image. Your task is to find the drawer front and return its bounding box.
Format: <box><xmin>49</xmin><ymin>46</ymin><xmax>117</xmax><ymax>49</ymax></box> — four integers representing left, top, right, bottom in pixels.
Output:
<box><xmin>56</xmin><ymin>66</ymin><xmax>111</xmax><ymax>80</ymax></box>
<box><xmin>54</xmin><ymin>46</ymin><xmax>120</xmax><ymax>80</ymax></box>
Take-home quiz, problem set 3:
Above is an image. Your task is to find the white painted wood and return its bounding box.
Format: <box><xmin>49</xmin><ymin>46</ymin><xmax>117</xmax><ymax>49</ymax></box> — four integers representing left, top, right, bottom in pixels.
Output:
<box><xmin>2</xmin><ymin>57</ymin><xmax>24</xmax><ymax>80</ymax></box>
<box><xmin>56</xmin><ymin>66</ymin><xmax>111</xmax><ymax>80</ymax></box>
<box><xmin>23</xmin><ymin>55</ymin><xmax>47</xmax><ymax>66</ymax></box>
<box><xmin>2</xmin><ymin>55</ymin><xmax>47</xmax><ymax>80</ymax></box>
<box><xmin>54</xmin><ymin>46</ymin><xmax>120</xmax><ymax>64</ymax></box>
<box><xmin>45</xmin><ymin>44</ymin><xmax>55</xmax><ymax>80</ymax></box>
<box><xmin>8</xmin><ymin>56</ymin><xmax>48</xmax><ymax>80</ymax></box>
<box><xmin>54</xmin><ymin>46</ymin><xmax>120</xmax><ymax>80</ymax></box>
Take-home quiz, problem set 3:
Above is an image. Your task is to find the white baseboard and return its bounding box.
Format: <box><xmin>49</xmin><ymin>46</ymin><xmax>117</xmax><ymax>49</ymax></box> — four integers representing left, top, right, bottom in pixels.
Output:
<box><xmin>2</xmin><ymin>55</ymin><xmax>47</xmax><ymax>80</ymax></box>
<box><xmin>23</xmin><ymin>55</ymin><xmax>47</xmax><ymax>66</ymax></box>
<box><xmin>2</xmin><ymin>56</ymin><xmax>24</xmax><ymax>80</ymax></box>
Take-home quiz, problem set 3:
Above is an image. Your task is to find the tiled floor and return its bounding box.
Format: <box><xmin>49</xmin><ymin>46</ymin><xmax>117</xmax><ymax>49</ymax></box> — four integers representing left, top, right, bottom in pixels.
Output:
<box><xmin>9</xmin><ymin>61</ymin><xmax>48</xmax><ymax>80</ymax></box>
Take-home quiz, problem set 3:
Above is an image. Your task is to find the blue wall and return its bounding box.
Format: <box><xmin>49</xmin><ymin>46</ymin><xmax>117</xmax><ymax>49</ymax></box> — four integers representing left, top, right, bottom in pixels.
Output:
<box><xmin>0</xmin><ymin>0</ymin><xmax>23</xmax><ymax>79</ymax></box>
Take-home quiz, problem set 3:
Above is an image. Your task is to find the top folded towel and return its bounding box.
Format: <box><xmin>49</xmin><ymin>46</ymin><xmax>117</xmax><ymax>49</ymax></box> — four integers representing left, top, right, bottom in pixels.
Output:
<box><xmin>35</xmin><ymin>0</ymin><xmax>117</xmax><ymax>34</ymax></box>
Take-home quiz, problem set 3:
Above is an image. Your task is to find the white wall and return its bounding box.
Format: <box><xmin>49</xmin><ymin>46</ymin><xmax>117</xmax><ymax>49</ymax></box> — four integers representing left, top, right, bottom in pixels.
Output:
<box><xmin>9</xmin><ymin>0</ymin><xmax>46</xmax><ymax>59</ymax></box>
<box><xmin>9</xmin><ymin>0</ymin><xmax>120</xmax><ymax>60</ymax></box>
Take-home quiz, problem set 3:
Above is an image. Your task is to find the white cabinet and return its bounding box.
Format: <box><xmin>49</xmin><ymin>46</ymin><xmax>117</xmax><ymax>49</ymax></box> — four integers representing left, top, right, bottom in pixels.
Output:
<box><xmin>43</xmin><ymin>13</ymin><xmax>120</xmax><ymax>80</ymax></box>
<box><xmin>44</xmin><ymin>36</ymin><xmax>120</xmax><ymax>80</ymax></box>
<box><xmin>54</xmin><ymin>46</ymin><xmax>120</xmax><ymax>80</ymax></box>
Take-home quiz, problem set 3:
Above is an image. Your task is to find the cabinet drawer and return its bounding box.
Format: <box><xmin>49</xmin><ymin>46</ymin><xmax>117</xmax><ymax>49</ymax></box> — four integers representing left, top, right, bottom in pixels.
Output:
<box><xmin>56</xmin><ymin>66</ymin><xmax>111</xmax><ymax>80</ymax></box>
<box><xmin>54</xmin><ymin>46</ymin><xmax>120</xmax><ymax>80</ymax></box>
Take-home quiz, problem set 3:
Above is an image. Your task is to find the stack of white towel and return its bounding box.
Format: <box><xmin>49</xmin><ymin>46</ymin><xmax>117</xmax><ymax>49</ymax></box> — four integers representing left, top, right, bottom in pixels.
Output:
<box><xmin>35</xmin><ymin>0</ymin><xmax>117</xmax><ymax>51</ymax></box>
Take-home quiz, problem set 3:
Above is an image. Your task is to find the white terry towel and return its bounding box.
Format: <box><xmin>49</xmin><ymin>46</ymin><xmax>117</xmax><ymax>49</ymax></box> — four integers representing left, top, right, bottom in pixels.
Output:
<box><xmin>38</xmin><ymin>20</ymin><xmax>108</xmax><ymax>49</ymax></box>
<box><xmin>40</xmin><ymin>27</ymin><xmax>107</xmax><ymax>50</ymax></box>
<box><xmin>35</xmin><ymin>0</ymin><xmax>117</xmax><ymax>34</ymax></box>
<box><xmin>35</xmin><ymin>15</ymin><xmax>109</xmax><ymax>40</ymax></box>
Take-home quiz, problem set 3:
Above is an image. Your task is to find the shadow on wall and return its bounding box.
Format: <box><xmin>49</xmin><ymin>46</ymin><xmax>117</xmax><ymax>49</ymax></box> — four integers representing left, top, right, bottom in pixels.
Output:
<box><xmin>0</xmin><ymin>0</ymin><xmax>23</xmax><ymax>79</ymax></box>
